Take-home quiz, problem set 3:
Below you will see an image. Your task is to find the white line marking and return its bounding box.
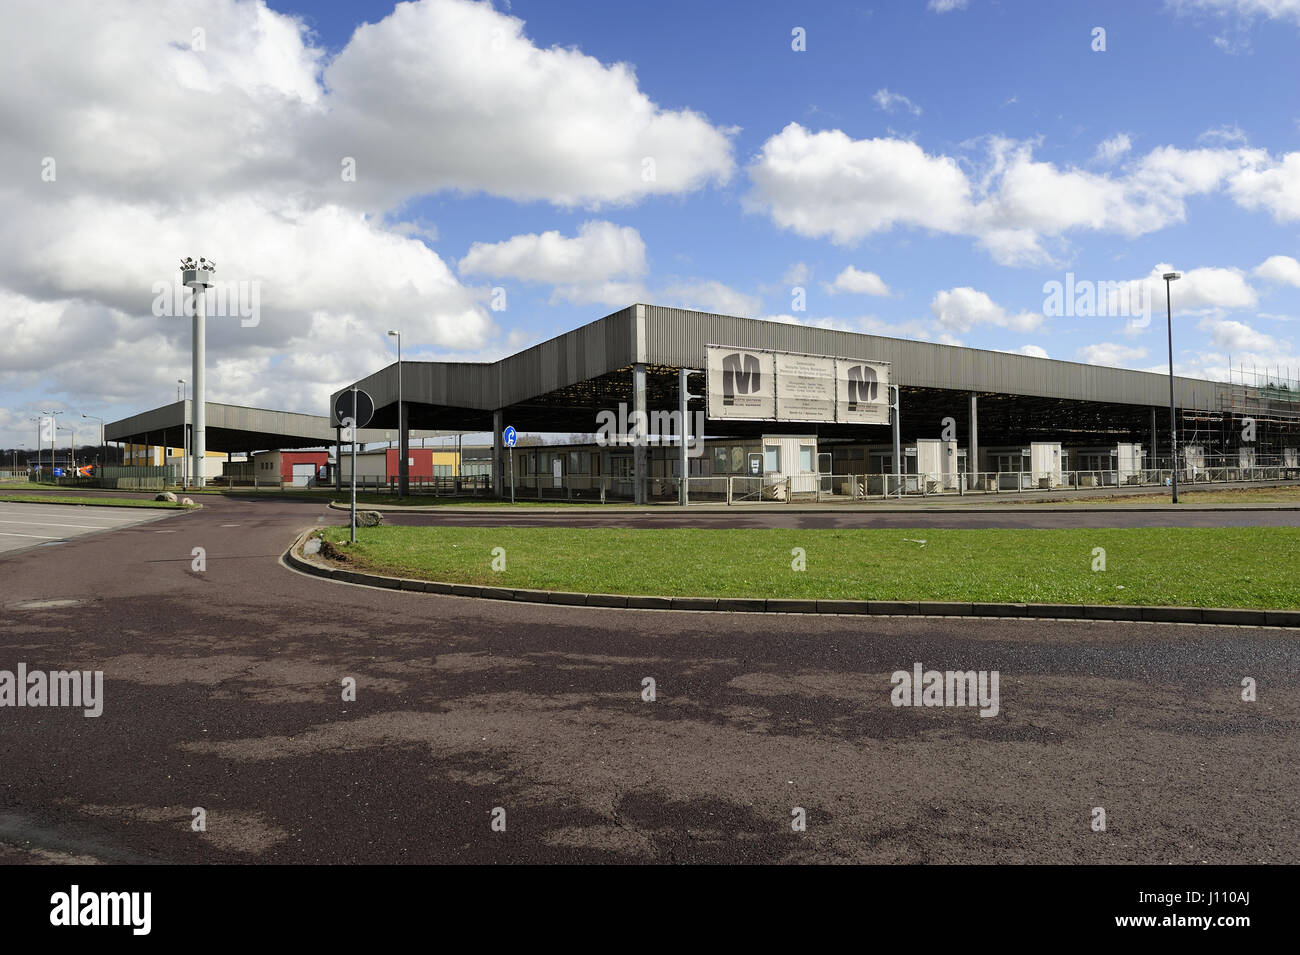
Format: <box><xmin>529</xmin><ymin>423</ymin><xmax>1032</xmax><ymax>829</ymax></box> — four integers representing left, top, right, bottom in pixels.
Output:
<box><xmin>0</xmin><ymin>518</ymin><xmax>123</xmax><ymax>530</ymax></box>
<box><xmin>0</xmin><ymin>531</ymin><xmax>62</xmax><ymax>539</ymax></box>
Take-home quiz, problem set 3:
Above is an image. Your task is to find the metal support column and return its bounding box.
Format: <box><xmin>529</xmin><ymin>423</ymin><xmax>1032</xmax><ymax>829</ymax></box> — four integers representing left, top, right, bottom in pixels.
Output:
<box><xmin>891</xmin><ymin>385</ymin><xmax>902</xmax><ymax>499</ymax></box>
<box><xmin>398</xmin><ymin>402</ymin><xmax>408</xmax><ymax>497</ymax></box>
<box><xmin>679</xmin><ymin>367</ymin><xmax>689</xmax><ymax>506</ymax></box>
<box><xmin>633</xmin><ymin>362</ymin><xmax>647</xmax><ymax>505</ymax></box>
<box><xmin>968</xmin><ymin>392</ymin><xmax>979</xmax><ymax>490</ymax></box>
<box><xmin>492</xmin><ymin>409</ymin><xmax>503</xmax><ymax>498</ymax></box>
<box><xmin>1150</xmin><ymin>407</ymin><xmax>1158</xmax><ymax>467</ymax></box>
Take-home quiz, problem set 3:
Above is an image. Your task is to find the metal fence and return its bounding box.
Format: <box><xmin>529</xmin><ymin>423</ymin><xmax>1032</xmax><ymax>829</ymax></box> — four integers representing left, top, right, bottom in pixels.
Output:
<box><xmin>27</xmin><ymin>465</ymin><xmax>176</xmax><ymax>490</ymax></box>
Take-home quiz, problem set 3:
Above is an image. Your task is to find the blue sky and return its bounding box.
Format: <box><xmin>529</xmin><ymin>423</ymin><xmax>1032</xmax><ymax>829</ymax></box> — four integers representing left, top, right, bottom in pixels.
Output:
<box><xmin>1</xmin><ymin>0</ymin><xmax>1298</xmax><ymax>449</ymax></box>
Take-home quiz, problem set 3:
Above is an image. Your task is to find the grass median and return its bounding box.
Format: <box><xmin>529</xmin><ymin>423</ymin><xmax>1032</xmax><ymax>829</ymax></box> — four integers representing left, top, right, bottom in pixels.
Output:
<box><xmin>316</xmin><ymin>525</ymin><xmax>1300</xmax><ymax>609</ymax></box>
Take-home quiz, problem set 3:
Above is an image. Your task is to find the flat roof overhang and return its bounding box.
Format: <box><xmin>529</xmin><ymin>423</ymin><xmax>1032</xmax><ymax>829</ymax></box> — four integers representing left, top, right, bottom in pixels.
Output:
<box><xmin>333</xmin><ymin>304</ymin><xmax>1273</xmax><ymax>439</ymax></box>
<box><xmin>105</xmin><ymin>401</ymin><xmax>464</xmax><ymax>454</ymax></box>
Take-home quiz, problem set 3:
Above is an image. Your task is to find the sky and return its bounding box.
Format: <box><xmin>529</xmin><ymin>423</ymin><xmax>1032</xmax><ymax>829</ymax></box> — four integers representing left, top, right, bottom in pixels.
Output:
<box><xmin>1</xmin><ymin>0</ymin><xmax>1299</xmax><ymax>450</ymax></box>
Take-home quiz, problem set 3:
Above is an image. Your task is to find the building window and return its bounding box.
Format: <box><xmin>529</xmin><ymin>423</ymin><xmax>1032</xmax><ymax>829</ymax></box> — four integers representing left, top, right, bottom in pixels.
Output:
<box><xmin>799</xmin><ymin>446</ymin><xmax>814</xmax><ymax>472</ymax></box>
<box><xmin>764</xmin><ymin>445</ymin><xmax>780</xmax><ymax>473</ymax></box>
<box><xmin>730</xmin><ymin>446</ymin><xmax>745</xmax><ymax>473</ymax></box>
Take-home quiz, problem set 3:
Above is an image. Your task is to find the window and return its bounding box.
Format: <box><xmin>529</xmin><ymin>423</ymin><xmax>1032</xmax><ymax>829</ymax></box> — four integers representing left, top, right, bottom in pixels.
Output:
<box><xmin>712</xmin><ymin>446</ymin><xmax>728</xmax><ymax>474</ymax></box>
<box><xmin>764</xmin><ymin>445</ymin><xmax>780</xmax><ymax>472</ymax></box>
<box><xmin>799</xmin><ymin>446</ymin><xmax>814</xmax><ymax>472</ymax></box>
<box><xmin>730</xmin><ymin>446</ymin><xmax>745</xmax><ymax>473</ymax></box>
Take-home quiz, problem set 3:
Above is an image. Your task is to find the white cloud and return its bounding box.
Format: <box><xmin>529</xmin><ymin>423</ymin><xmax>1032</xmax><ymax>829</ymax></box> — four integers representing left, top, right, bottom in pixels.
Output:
<box><xmin>1197</xmin><ymin>316</ymin><xmax>1281</xmax><ymax>352</ymax></box>
<box><xmin>1094</xmin><ymin>133</ymin><xmax>1132</xmax><ymax>164</ymax></box>
<box><xmin>930</xmin><ymin>287</ymin><xmax>1042</xmax><ymax>333</ymax></box>
<box><xmin>746</xmin><ymin>125</ymin><xmax>1298</xmax><ymax>265</ymax></box>
<box><xmin>873</xmin><ymin>89</ymin><xmax>922</xmax><ymax>117</ymax></box>
<box><xmin>782</xmin><ymin>262</ymin><xmax>810</xmax><ymax>286</ymax></box>
<box><xmin>306</xmin><ymin>0</ymin><xmax>735</xmax><ymax>209</ymax></box>
<box><xmin>659</xmin><ymin>280</ymin><xmax>761</xmax><ymax>317</ymax></box>
<box><xmin>1018</xmin><ymin>344</ymin><xmax>1050</xmax><ymax>358</ymax></box>
<box><xmin>1255</xmin><ymin>255</ymin><xmax>1300</xmax><ymax>286</ymax></box>
<box><xmin>0</xmin><ymin>0</ymin><xmax>739</xmax><ymax>445</ymax></box>
<box><xmin>458</xmin><ymin>221</ymin><xmax>647</xmax><ymax>305</ymax></box>
<box><xmin>1077</xmin><ymin>343</ymin><xmax>1149</xmax><ymax>367</ymax></box>
<box><xmin>760</xmin><ymin>314</ymin><xmax>860</xmax><ymax>332</ymax></box>
<box><xmin>746</xmin><ymin>124</ymin><xmax>973</xmax><ymax>246</ymax></box>
<box><xmin>1169</xmin><ymin>0</ymin><xmax>1300</xmax><ymax>27</ymax></box>
<box><xmin>1229</xmin><ymin>152</ymin><xmax>1300</xmax><ymax>222</ymax></box>
<box><xmin>928</xmin><ymin>0</ymin><xmax>970</xmax><ymax>11</ymax></box>
<box><xmin>826</xmin><ymin>266</ymin><xmax>891</xmax><ymax>297</ymax></box>
<box><xmin>1197</xmin><ymin>124</ymin><xmax>1249</xmax><ymax>146</ymax></box>
<box><xmin>1106</xmin><ymin>263</ymin><xmax>1258</xmax><ymax>314</ymax></box>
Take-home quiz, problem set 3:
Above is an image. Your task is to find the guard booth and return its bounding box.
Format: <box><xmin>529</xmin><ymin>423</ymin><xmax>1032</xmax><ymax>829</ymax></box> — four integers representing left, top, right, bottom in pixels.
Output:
<box><xmin>915</xmin><ymin>438</ymin><xmax>961</xmax><ymax>491</ymax></box>
<box><xmin>760</xmin><ymin>434</ymin><xmax>819</xmax><ymax>499</ymax></box>
<box><xmin>1115</xmin><ymin>443</ymin><xmax>1143</xmax><ymax>485</ymax></box>
<box><xmin>1030</xmin><ymin>442</ymin><xmax>1064</xmax><ymax>488</ymax></box>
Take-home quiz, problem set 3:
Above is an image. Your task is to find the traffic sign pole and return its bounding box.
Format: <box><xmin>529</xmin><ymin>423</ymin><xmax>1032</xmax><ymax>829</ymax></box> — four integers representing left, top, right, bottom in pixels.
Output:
<box><xmin>351</xmin><ymin>388</ymin><xmax>358</xmax><ymax>543</ymax></box>
<box><xmin>334</xmin><ymin>387</ymin><xmax>373</xmax><ymax>545</ymax></box>
<box><xmin>503</xmin><ymin>425</ymin><xmax>518</xmax><ymax>504</ymax></box>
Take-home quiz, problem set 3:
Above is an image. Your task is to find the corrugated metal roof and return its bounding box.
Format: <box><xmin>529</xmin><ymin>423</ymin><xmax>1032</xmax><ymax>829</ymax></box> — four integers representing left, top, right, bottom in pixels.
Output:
<box><xmin>333</xmin><ymin>304</ymin><xmax>1237</xmax><ymax>413</ymax></box>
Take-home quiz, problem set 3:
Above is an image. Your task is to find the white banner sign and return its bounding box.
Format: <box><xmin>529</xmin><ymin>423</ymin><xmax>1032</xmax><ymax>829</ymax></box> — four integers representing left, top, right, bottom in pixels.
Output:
<box><xmin>39</xmin><ymin>416</ymin><xmax>54</xmax><ymax>443</ymax></box>
<box><xmin>775</xmin><ymin>352</ymin><xmax>836</xmax><ymax>422</ymax></box>
<box><xmin>706</xmin><ymin>347</ymin><xmax>775</xmax><ymax>420</ymax></box>
<box><xmin>835</xmin><ymin>359</ymin><xmax>890</xmax><ymax>425</ymax></box>
<box><xmin>707</xmin><ymin>346</ymin><xmax>890</xmax><ymax>424</ymax></box>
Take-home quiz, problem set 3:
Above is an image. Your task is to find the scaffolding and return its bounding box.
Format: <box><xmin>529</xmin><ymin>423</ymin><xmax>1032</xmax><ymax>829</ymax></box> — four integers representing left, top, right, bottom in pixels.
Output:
<box><xmin>1192</xmin><ymin>363</ymin><xmax>1300</xmax><ymax>465</ymax></box>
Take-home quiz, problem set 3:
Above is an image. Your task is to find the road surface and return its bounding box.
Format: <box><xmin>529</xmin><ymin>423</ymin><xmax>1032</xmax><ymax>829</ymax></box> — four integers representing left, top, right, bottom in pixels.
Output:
<box><xmin>0</xmin><ymin>494</ymin><xmax>1295</xmax><ymax>863</ymax></box>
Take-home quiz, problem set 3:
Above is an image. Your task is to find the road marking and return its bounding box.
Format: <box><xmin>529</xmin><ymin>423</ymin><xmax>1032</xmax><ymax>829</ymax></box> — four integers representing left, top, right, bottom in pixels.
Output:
<box><xmin>221</xmin><ymin>523</ymin><xmax>241</xmax><ymax>527</ymax></box>
<box><xmin>0</xmin><ymin>531</ymin><xmax>62</xmax><ymax>539</ymax></box>
<box><xmin>0</xmin><ymin>518</ymin><xmax>122</xmax><ymax>530</ymax></box>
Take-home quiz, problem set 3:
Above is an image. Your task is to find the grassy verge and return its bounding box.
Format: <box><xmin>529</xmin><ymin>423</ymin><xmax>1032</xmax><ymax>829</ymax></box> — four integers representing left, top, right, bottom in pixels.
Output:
<box><xmin>317</xmin><ymin>525</ymin><xmax>1300</xmax><ymax>609</ymax></box>
<box><xmin>0</xmin><ymin>494</ymin><xmax>189</xmax><ymax>509</ymax></box>
<box><xmin>1062</xmin><ymin>485</ymin><xmax>1300</xmax><ymax>506</ymax></box>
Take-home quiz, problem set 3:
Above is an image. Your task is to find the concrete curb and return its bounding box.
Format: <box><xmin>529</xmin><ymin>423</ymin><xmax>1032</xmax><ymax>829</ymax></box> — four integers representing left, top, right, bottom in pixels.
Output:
<box><xmin>283</xmin><ymin>531</ymin><xmax>1300</xmax><ymax>628</ymax></box>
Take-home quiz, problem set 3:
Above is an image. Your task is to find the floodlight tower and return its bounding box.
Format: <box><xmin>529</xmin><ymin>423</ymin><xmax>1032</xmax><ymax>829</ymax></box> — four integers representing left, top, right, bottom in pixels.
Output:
<box><xmin>181</xmin><ymin>257</ymin><xmax>215</xmax><ymax>487</ymax></box>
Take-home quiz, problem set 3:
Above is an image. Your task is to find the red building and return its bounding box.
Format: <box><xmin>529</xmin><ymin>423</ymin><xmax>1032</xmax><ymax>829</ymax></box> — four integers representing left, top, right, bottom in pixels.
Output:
<box><xmin>251</xmin><ymin>450</ymin><xmax>331</xmax><ymax>486</ymax></box>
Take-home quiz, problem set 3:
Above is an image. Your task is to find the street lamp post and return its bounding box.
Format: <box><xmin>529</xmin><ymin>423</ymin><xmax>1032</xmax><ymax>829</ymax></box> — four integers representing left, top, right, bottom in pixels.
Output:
<box><xmin>57</xmin><ymin>423</ymin><xmax>75</xmax><ymax>470</ymax></box>
<box><xmin>387</xmin><ymin>329</ymin><xmax>403</xmax><ymax>498</ymax></box>
<box><xmin>28</xmin><ymin>417</ymin><xmax>39</xmax><ymax>475</ymax></box>
<box><xmin>82</xmin><ymin>414</ymin><xmax>104</xmax><ymax>471</ymax></box>
<box><xmin>179</xmin><ymin>379</ymin><xmax>189</xmax><ymax>489</ymax></box>
<box><xmin>1163</xmin><ymin>271</ymin><xmax>1182</xmax><ymax>504</ymax></box>
<box><xmin>180</xmin><ymin>258</ymin><xmax>214</xmax><ymax>488</ymax></box>
<box><xmin>41</xmin><ymin>410</ymin><xmax>63</xmax><ymax>479</ymax></box>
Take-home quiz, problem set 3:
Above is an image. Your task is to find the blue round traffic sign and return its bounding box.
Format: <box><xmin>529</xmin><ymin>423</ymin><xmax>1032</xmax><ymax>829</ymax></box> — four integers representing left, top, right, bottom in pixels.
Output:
<box><xmin>503</xmin><ymin>426</ymin><xmax>517</xmax><ymax>448</ymax></box>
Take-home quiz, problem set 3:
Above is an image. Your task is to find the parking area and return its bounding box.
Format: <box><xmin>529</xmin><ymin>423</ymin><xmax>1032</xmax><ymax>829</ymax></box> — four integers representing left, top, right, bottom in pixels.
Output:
<box><xmin>0</xmin><ymin>502</ymin><xmax>175</xmax><ymax>555</ymax></box>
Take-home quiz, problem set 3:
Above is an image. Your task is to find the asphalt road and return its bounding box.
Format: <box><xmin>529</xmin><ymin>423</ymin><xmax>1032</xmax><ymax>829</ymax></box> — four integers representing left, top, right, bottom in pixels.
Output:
<box><xmin>0</xmin><ymin>494</ymin><xmax>1296</xmax><ymax>864</ymax></box>
<box><xmin>0</xmin><ymin>501</ymin><xmax>174</xmax><ymax>556</ymax></box>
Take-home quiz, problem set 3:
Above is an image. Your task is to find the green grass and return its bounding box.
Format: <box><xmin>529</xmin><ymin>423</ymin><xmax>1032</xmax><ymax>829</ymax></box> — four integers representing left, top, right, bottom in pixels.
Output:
<box><xmin>317</xmin><ymin>525</ymin><xmax>1300</xmax><ymax>609</ymax></box>
<box><xmin>0</xmin><ymin>494</ymin><xmax>189</xmax><ymax>509</ymax></box>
